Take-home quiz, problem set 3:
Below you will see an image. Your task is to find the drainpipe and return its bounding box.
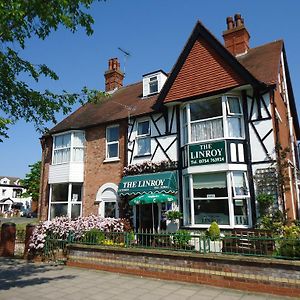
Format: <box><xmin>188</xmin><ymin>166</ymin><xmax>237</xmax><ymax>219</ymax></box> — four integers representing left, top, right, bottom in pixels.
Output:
<box><xmin>281</xmin><ymin>52</ymin><xmax>300</xmax><ymax>219</ymax></box>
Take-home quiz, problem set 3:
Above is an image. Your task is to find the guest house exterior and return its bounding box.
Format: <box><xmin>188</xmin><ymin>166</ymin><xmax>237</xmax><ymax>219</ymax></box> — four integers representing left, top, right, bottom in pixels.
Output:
<box><xmin>38</xmin><ymin>14</ymin><xmax>300</xmax><ymax>231</ymax></box>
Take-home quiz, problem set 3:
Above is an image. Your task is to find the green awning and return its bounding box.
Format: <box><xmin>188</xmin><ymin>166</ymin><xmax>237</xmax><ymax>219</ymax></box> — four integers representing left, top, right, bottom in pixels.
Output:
<box><xmin>129</xmin><ymin>193</ymin><xmax>177</xmax><ymax>206</ymax></box>
<box><xmin>118</xmin><ymin>171</ymin><xmax>177</xmax><ymax>196</ymax></box>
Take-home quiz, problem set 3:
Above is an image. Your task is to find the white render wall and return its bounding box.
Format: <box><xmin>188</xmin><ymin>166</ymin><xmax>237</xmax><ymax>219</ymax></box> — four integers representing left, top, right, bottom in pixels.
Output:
<box><xmin>247</xmin><ymin>92</ymin><xmax>276</xmax><ymax>163</ymax></box>
<box><xmin>128</xmin><ymin>108</ymin><xmax>178</xmax><ymax>165</ymax></box>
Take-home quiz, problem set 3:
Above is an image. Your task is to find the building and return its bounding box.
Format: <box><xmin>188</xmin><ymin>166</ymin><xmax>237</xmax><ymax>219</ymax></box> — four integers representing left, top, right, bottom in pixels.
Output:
<box><xmin>0</xmin><ymin>176</ymin><xmax>31</xmax><ymax>214</ymax></box>
<box><xmin>39</xmin><ymin>14</ymin><xmax>300</xmax><ymax>230</ymax></box>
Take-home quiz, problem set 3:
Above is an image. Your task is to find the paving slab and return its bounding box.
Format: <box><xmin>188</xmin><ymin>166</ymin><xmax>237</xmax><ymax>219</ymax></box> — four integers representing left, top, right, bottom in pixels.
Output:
<box><xmin>0</xmin><ymin>258</ymin><xmax>297</xmax><ymax>300</ymax></box>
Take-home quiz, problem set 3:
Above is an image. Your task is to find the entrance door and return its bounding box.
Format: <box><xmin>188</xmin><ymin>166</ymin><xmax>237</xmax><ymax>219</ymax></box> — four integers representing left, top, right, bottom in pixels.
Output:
<box><xmin>136</xmin><ymin>204</ymin><xmax>158</xmax><ymax>232</ymax></box>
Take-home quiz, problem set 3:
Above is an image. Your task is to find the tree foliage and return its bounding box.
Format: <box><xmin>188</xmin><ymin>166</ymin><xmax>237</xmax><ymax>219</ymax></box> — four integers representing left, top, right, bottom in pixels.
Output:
<box><xmin>0</xmin><ymin>0</ymin><xmax>103</xmax><ymax>141</ymax></box>
<box><xmin>21</xmin><ymin>161</ymin><xmax>41</xmax><ymax>201</ymax></box>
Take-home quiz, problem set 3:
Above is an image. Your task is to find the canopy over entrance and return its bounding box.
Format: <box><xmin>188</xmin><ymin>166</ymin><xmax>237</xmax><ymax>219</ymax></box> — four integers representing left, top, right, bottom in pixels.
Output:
<box><xmin>129</xmin><ymin>193</ymin><xmax>177</xmax><ymax>206</ymax></box>
<box><xmin>118</xmin><ymin>171</ymin><xmax>177</xmax><ymax>196</ymax></box>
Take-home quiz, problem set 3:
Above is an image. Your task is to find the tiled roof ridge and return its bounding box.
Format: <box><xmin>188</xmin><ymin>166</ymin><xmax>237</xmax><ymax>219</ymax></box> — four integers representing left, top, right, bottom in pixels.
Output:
<box><xmin>239</xmin><ymin>39</ymin><xmax>283</xmax><ymax>57</ymax></box>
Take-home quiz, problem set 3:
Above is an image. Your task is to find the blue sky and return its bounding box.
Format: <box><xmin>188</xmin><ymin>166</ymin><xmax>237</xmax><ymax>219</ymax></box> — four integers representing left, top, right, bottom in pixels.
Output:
<box><xmin>1</xmin><ymin>0</ymin><xmax>300</xmax><ymax>178</ymax></box>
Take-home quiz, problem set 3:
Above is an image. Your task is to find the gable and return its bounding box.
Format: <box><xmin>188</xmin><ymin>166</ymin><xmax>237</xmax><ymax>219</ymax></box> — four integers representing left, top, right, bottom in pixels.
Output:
<box><xmin>164</xmin><ymin>37</ymin><xmax>246</xmax><ymax>103</ymax></box>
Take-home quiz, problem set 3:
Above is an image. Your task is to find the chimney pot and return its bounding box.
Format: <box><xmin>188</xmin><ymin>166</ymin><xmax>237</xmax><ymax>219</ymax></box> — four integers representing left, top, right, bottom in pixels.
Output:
<box><xmin>234</xmin><ymin>13</ymin><xmax>243</xmax><ymax>27</ymax></box>
<box><xmin>226</xmin><ymin>16</ymin><xmax>234</xmax><ymax>30</ymax></box>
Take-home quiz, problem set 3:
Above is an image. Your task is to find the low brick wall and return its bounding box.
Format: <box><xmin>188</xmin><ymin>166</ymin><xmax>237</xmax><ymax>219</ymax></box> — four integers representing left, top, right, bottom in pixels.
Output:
<box><xmin>66</xmin><ymin>244</ymin><xmax>300</xmax><ymax>298</ymax></box>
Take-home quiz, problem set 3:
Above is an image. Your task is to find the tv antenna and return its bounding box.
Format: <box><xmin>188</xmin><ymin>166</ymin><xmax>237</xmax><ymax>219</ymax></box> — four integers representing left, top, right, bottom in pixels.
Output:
<box><xmin>118</xmin><ymin>47</ymin><xmax>131</xmax><ymax>76</ymax></box>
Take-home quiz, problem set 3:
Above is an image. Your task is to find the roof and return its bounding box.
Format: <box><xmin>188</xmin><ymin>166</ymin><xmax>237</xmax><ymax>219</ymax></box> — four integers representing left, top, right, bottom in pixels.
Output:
<box><xmin>48</xmin><ymin>82</ymin><xmax>158</xmax><ymax>135</ymax></box>
<box><xmin>47</xmin><ymin>22</ymin><xmax>297</xmax><ymax>136</ymax></box>
<box><xmin>0</xmin><ymin>176</ymin><xmax>20</xmax><ymax>183</ymax></box>
<box><xmin>237</xmin><ymin>40</ymin><xmax>283</xmax><ymax>85</ymax></box>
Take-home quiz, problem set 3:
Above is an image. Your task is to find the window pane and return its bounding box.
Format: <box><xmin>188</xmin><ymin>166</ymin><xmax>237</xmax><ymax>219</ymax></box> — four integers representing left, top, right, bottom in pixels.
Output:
<box><xmin>108</xmin><ymin>143</ymin><xmax>119</xmax><ymax>158</ymax></box>
<box><xmin>182</xmin><ymin>107</ymin><xmax>187</xmax><ymax>124</ymax></box>
<box><xmin>53</xmin><ymin>148</ymin><xmax>71</xmax><ymax>164</ymax></box>
<box><xmin>191</xmin><ymin>118</ymin><xmax>223</xmax><ymax>142</ymax></box>
<box><xmin>190</xmin><ymin>98</ymin><xmax>222</xmax><ymax>121</ymax></box>
<box><xmin>54</xmin><ymin>134</ymin><xmax>71</xmax><ymax>149</ymax></box>
<box><xmin>71</xmin><ymin>184</ymin><xmax>82</xmax><ymax>202</ymax></box>
<box><xmin>71</xmin><ymin>204</ymin><xmax>81</xmax><ymax>219</ymax></box>
<box><xmin>105</xmin><ymin>202</ymin><xmax>116</xmax><ymax>218</ymax></box>
<box><xmin>149</xmin><ymin>79</ymin><xmax>158</xmax><ymax>93</ymax></box>
<box><xmin>234</xmin><ymin>199</ymin><xmax>249</xmax><ymax>225</ymax></box>
<box><xmin>228</xmin><ymin>117</ymin><xmax>242</xmax><ymax>138</ymax></box>
<box><xmin>137</xmin><ymin>137</ymin><xmax>151</xmax><ymax>155</ymax></box>
<box><xmin>232</xmin><ymin>172</ymin><xmax>248</xmax><ymax>196</ymax></box>
<box><xmin>73</xmin><ymin>132</ymin><xmax>85</xmax><ymax>147</ymax></box>
<box><xmin>193</xmin><ymin>173</ymin><xmax>227</xmax><ymax>198</ymax></box>
<box><xmin>194</xmin><ymin>199</ymin><xmax>229</xmax><ymax>225</ymax></box>
<box><xmin>73</xmin><ymin>147</ymin><xmax>84</xmax><ymax>162</ymax></box>
<box><xmin>138</xmin><ymin>121</ymin><xmax>150</xmax><ymax>135</ymax></box>
<box><xmin>107</xmin><ymin>126</ymin><xmax>119</xmax><ymax>142</ymax></box>
<box><xmin>228</xmin><ymin>97</ymin><xmax>241</xmax><ymax>114</ymax></box>
<box><xmin>51</xmin><ymin>184</ymin><xmax>69</xmax><ymax>202</ymax></box>
<box><xmin>50</xmin><ymin>204</ymin><xmax>68</xmax><ymax>219</ymax></box>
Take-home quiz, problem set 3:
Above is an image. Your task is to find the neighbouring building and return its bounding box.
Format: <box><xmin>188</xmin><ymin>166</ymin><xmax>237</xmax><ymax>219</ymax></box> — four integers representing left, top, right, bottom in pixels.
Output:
<box><xmin>39</xmin><ymin>14</ymin><xmax>300</xmax><ymax>231</ymax></box>
<box><xmin>0</xmin><ymin>176</ymin><xmax>32</xmax><ymax>214</ymax></box>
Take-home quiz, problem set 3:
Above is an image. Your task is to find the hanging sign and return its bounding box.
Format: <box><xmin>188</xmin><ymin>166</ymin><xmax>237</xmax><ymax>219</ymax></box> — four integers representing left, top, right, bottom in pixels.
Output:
<box><xmin>189</xmin><ymin>141</ymin><xmax>226</xmax><ymax>166</ymax></box>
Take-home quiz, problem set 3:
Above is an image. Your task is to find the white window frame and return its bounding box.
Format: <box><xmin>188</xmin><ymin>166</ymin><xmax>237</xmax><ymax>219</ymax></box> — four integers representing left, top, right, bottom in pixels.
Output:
<box><xmin>96</xmin><ymin>183</ymin><xmax>119</xmax><ymax>218</ymax></box>
<box><xmin>149</xmin><ymin>76</ymin><xmax>158</xmax><ymax>94</ymax></box>
<box><xmin>183</xmin><ymin>171</ymin><xmax>251</xmax><ymax>229</ymax></box>
<box><xmin>106</xmin><ymin>125</ymin><xmax>119</xmax><ymax>160</ymax></box>
<box><xmin>52</xmin><ymin>131</ymin><xmax>85</xmax><ymax>165</ymax></box>
<box><xmin>48</xmin><ymin>183</ymin><xmax>83</xmax><ymax>220</ymax></box>
<box><xmin>136</xmin><ymin>119</ymin><xmax>151</xmax><ymax>156</ymax></box>
<box><xmin>181</xmin><ymin>94</ymin><xmax>244</xmax><ymax>145</ymax></box>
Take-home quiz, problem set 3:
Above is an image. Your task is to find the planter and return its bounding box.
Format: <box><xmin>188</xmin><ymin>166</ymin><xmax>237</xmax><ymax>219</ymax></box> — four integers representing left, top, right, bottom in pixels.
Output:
<box><xmin>166</xmin><ymin>220</ymin><xmax>179</xmax><ymax>233</ymax></box>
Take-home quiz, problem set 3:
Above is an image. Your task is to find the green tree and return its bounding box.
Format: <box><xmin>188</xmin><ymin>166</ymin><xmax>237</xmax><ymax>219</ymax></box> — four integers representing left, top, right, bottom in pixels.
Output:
<box><xmin>0</xmin><ymin>0</ymin><xmax>103</xmax><ymax>141</ymax></box>
<box><xmin>21</xmin><ymin>161</ymin><xmax>41</xmax><ymax>202</ymax></box>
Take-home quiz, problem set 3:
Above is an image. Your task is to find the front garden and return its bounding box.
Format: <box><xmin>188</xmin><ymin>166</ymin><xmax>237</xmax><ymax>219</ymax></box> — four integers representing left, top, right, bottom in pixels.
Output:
<box><xmin>28</xmin><ymin>214</ymin><xmax>300</xmax><ymax>261</ymax></box>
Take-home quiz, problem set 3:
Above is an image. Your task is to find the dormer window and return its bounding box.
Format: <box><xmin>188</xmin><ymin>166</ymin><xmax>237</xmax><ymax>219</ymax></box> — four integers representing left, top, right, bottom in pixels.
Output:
<box><xmin>149</xmin><ymin>76</ymin><xmax>158</xmax><ymax>94</ymax></box>
<box><xmin>142</xmin><ymin>70</ymin><xmax>167</xmax><ymax>97</ymax></box>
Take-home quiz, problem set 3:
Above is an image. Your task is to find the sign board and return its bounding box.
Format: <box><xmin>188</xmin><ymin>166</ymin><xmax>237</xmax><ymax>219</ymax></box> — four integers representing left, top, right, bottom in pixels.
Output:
<box><xmin>189</xmin><ymin>141</ymin><xmax>226</xmax><ymax>166</ymax></box>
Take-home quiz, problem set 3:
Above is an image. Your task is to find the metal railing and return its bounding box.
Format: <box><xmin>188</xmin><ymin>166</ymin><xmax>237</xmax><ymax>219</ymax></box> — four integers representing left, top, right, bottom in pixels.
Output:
<box><xmin>43</xmin><ymin>230</ymin><xmax>300</xmax><ymax>261</ymax></box>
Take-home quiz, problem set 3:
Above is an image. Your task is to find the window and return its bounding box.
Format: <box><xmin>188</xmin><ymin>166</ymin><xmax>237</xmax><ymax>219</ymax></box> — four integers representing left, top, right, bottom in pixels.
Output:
<box><xmin>149</xmin><ymin>76</ymin><xmax>158</xmax><ymax>94</ymax></box>
<box><xmin>227</xmin><ymin>96</ymin><xmax>243</xmax><ymax>138</ymax></box>
<box><xmin>106</xmin><ymin>126</ymin><xmax>119</xmax><ymax>159</ymax></box>
<box><xmin>193</xmin><ymin>173</ymin><xmax>229</xmax><ymax>225</ymax></box>
<box><xmin>137</xmin><ymin>120</ymin><xmax>151</xmax><ymax>155</ymax></box>
<box><xmin>2</xmin><ymin>189</ymin><xmax>6</xmax><ymax>196</ymax></box>
<box><xmin>96</xmin><ymin>183</ymin><xmax>119</xmax><ymax>218</ymax></box>
<box><xmin>12</xmin><ymin>189</ymin><xmax>22</xmax><ymax>198</ymax></box>
<box><xmin>183</xmin><ymin>171</ymin><xmax>251</xmax><ymax>227</ymax></box>
<box><xmin>182</xmin><ymin>95</ymin><xmax>243</xmax><ymax>144</ymax></box>
<box><xmin>52</xmin><ymin>131</ymin><xmax>85</xmax><ymax>165</ymax></box>
<box><xmin>49</xmin><ymin>183</ymin><xmax>82</xmax><ymax>219</ymax></box>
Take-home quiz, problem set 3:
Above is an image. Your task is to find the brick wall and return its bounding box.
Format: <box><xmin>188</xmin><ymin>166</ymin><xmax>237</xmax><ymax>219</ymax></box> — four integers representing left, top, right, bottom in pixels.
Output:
<box><xmin>83</xmin><ymin>120</ymin><xmax>127</xmax><ymax>216</ymax></box>
<box><xmin>67</xmin><ymin>245</ymin><xmax>300</xmax><ymax>298</ymax></box>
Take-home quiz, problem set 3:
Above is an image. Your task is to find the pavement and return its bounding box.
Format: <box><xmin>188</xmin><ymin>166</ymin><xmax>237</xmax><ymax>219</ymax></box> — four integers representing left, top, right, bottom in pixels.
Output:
<box><xmin>0</xmin><ymin>258</ymin><xmax>296</xmax><ymax>300</ymax></box>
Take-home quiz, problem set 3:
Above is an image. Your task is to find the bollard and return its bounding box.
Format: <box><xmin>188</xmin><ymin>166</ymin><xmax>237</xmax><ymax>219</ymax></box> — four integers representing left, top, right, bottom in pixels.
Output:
<box><xmin>0</xmin><ymin>222</ymin><xmax>16</xmax><ymax>257</ymax></box>
<box><xmin>24</xmin><ymin>224</ymin><xmax>35</xmax><ymax>259</ymax></box>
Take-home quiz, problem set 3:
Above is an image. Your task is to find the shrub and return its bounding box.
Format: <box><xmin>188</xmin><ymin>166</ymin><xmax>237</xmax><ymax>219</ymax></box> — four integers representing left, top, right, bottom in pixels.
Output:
<box><xmin>165</xmin><ymin>210</ymin><xmax>182</xmax><ymax>221</ymax></box>
<box><xmin>207</xmin><ymin>221</ymin><xmax>220</xmax><ymax>241</ymax></box>
<box><xmin>278</xmin><ymin>224</ymin><xmax>300</xmax><ymax>258</ymax></box>
<box><xmin>83</xmin><ymin>229</ymin><xmax>105</xmax><ymax>245</ymax></box>
<box><xmin>173</xmin><ymin>230</ymin><xmax>191</xmax><ymax>247</ymax></box>
<box><xmin>257</xmin><ymin>193</ymin><xmax>274</xmax><ymax>216</ymax></box>
<box><xmin>29</xmin><ymin>215</ymin><xmax>132</xmax><ymax>252</ymax></box>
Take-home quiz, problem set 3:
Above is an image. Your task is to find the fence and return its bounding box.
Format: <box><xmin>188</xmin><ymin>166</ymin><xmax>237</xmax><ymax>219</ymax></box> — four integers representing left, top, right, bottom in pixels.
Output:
<box><xmin>43</xmin><ymin>229</ymin><xmax>300</xmax><ymax>261</ymax></box>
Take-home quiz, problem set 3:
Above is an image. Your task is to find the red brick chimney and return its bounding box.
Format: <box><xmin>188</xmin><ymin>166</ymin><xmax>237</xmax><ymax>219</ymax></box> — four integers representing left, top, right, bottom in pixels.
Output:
<box><xmin>104</xmin><ymin>58</ymin><xmax>124</xmax><ymax>92</ymax></box>
<box><xmin>223</xmin><ymin>14</ymin><xmax>250</xmax><ymax>56</ymax></box>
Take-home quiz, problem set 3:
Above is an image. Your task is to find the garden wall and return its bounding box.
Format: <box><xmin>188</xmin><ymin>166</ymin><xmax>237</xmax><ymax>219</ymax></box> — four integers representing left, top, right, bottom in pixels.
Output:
<box><xmin>67</xmin><ymin>244</ymin><xmax>300</xmax><ymax>298</ymax></box>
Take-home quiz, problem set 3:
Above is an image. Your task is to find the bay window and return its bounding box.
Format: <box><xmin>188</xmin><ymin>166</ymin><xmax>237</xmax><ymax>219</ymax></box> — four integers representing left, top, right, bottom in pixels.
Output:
<box><xmin>106</xmin><ymin>125</ymin><xmax>119</xmax><ymax>159</ymax></box>
<box><xmin>53</xmin><ymin>131</ymin><xmax>85</xmax><ymax>164</ymax></box>
<box><xmin>183</xmin><ymin>171</ymin><xmax>250</xmax><ymax>227</ymax></box>
<box><xmin>49</xmin><ymin>183</ymin><xmax>82</xmax><ymax>219</ymax></box>
<box><xmin>137</xmin><ymin>120</ymin><xmax>151</xmax><ymax>156</ymax></box>
<box><xmin>182</xmin><ymin>95</ymin><xmax>243</xmax><ymax>144</ymax></box>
